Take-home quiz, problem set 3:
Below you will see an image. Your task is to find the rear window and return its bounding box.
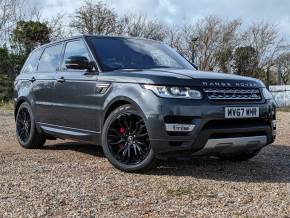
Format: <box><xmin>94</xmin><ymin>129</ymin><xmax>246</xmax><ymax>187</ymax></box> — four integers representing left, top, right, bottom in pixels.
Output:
<box><xmin>21</xmin><ymin>49</ymin><xmax>43</xmax><ymax>74</ymax></box>
<box><xmin>38</xmin><ymin>43</ymin><xmax>63</xmax><ymax>73</ymax></box>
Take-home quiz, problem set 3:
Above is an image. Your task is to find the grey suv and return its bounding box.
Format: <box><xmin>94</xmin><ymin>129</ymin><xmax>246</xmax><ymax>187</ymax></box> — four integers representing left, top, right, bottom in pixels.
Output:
<box><xmin>14</xmin><ymin>35</ymin><xmax>276</xmax><ymax>172</ymax></box>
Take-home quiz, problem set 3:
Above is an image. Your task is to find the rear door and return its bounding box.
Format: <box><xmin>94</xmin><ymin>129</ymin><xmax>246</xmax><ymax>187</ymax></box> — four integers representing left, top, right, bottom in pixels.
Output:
<box><xmin>33</xmin><ymin>43</ymin><xmax>63</xmax><ymax>125</ymax></box>
<box><xmin>15</xmin><ymin>48</ymin><xmax>43</xmax><ymax>114</ymax></box>
<box><xmin>53</xmin><ymin>39</ymin><xmax>99</xmax><ymax>133</ymax></box>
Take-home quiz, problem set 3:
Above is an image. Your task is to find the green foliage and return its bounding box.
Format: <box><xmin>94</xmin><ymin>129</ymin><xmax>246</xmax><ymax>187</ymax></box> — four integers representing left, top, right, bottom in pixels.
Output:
<box><xmin>0</xmin><ymin>47</ymin><xmax>26</xmax><ymax>78</ymax></box>
<box><xmin>1</xmin><ymin>47</ymin><xmax>25</xmax><ymax>73</ymax></box>
<box><xmin>278</xmin><ymin>107</ymin><xmax>290</xmax><ymax>112</ymax></box>
<box><xmin>216</xmin><ymin>48</ymin><xmax>232</xmax><ymax>73</ymax></box>
<box><xmin>233</xmin><ymin>46</ymin><xmax>259</xmax><ymax>76</ymax></box>
<box><xmin>11</xmin><ymin>20</ymin><xmax>51</xmax><ymax>55</ymax></box>
<box><xmin>0</xmin><ymin>74</ymin><xmax>13</xmax><ymax>102</ymax></box>
<box><xmin>0</xmin><ymin>47</ymin><xmax>26</xmax><ymax>102</ymax></box>
<box><xmin>0</xmin><ymin>20</ymin><xmax>49</xmax><ymax>102</ymax></box>
<box><xmin>0</xmin><ymin>100</ymin><xmax>13</xmax><ymax>111</ymax></box>
<box><xmin>232</xmin><ymin>46</ymin><xmax>279</xmax><ymax>84</ymax></box>
<box><xmin>0</xmin><ymin>48</ymin><xmax>14</xmax><ymax>102</ymax></box>
<box><xmin>0</xmin><ymin>47</ymin><xmax>11</xmax><ymax>76</ymax></box>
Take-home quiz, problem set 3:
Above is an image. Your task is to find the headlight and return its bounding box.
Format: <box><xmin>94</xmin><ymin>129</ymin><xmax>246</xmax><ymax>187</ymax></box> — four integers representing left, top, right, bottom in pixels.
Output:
<box><xmin>262</xmin><ymin>88</ymin><xmax>273</xmax><ymax>100</ymax></box>
<box><xmin>143</xmin><ymin>85</ymin><xmax>202</xmax><ymax>99</ymax></box>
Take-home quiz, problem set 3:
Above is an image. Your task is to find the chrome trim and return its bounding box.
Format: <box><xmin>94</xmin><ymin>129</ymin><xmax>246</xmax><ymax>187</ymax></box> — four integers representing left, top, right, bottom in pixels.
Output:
<box><xmin>96</xmin><ymin>82</ymin><xmax>111</xmax><ymax>94</ymax></box>
<box><xmin>208</xmin><ymin>96</ymin><xmax>261</xmax><ymax>100</ymax></box>
<box><xmin>37</xmin><ymin>122</ymin><xmax>99</xmax><ymax>133</ymax></box>
<box><xmin>165</xmin><ymin>124</ymin><xmax>195</xmax><ymax>132</ymax></box>
<box><xmin>204</xmin><ymin>89</ymin><xmax>260</xmax><ymax>93</ymax></box>
<box><xmin>202</xmin><ymin>81</ymin><xmax>258</xmax><ymax>88</ymax></box>
<box><xmin>203</xmin><ymin>88</ymin><xmax>262</xmax><ymax>101</ymax></box>
<box><xmin>204</xmin><ymin>136</ymin><xmax>267</xmax><ymax>149</ymax></box>
<box><xmin>96</xmin><ymin>82</ymin><xmax>111</xmax><ymax>88</ymax></box>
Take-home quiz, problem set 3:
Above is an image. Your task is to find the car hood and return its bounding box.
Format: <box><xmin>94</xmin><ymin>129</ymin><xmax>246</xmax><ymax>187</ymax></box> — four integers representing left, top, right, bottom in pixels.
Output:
<box><xmin>99</xmin><ymin>68</ymin><xmax>265</xmax><ymax>88</ymax></box>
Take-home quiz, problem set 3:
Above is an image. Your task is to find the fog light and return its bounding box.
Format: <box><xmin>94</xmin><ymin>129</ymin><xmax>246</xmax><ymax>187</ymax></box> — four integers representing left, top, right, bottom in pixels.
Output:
<box><xmin>272</xmin><ymin>120</ymin><xmax>277</xmax><ymax>128</ymax></box>
<box><xmin>165</xmin><ymin>124</ymin><xmax>195</xmax><ymax>132</ymax></box>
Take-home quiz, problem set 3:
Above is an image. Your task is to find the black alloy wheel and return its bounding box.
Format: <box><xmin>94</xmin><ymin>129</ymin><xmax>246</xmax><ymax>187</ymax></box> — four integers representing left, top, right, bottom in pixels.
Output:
<box><xmin>107</xmin><ymin>113</ymin><xmax>150</xmax><ymax>165</ymax></box>
<box><xmin>16</xmin><ymin>107</ymin><xmax>32</xmax><ymax>144</ymax></box>
<box><xmin>102</xmin><ymin>105</ymin><xmax>156</xmax><ymax>172</ymax></box>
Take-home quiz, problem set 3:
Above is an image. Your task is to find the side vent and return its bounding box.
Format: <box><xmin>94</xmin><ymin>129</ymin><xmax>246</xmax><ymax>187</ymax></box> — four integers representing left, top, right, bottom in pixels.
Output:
<box><xmin>96</xmin><ymin>82</ymin><xmax>111</xmax><ymax>94</ymax></box>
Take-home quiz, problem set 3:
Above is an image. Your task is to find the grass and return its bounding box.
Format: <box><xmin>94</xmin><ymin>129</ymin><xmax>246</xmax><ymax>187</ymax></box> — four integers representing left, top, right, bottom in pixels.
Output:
<box><xmin>0</xmin><ymin>101</ymin><xmax>14</xmax><ymax>112</ymax></box>
<box><xmin>166</xmin><ymin>187</ymin><xmax>192</xmax><ymax>197</ymax></box>
<box><xmin>277</xmin><ymin>107</ymin><xmax>290</xmax><ymax>112</ymax></box>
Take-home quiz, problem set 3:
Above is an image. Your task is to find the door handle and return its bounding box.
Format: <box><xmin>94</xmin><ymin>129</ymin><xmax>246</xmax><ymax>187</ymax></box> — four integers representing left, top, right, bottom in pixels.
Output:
<box><xmin>29</xmin><ymin>77</ymin><xmax>36</xmax><ymax>83</ymax></box>
<box><xmin>56</xmin><ymin>77</ymin><xmax>65</xmax><ymax>83</ymax></box>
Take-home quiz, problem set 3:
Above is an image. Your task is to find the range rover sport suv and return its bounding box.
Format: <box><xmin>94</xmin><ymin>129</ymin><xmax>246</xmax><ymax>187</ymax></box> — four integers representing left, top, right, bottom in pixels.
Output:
<box><xmin>14</xmin><ymin>35</ymin><xmax>276</xmax><ymax>172</ymax></box>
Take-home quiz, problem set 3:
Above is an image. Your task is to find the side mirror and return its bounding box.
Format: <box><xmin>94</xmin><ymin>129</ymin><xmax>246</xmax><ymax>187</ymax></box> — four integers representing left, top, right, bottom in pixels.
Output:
<box><xmin>65</xmin><ymin>56</ymin><xmax>93</xmax><ymax>71</ymax></box>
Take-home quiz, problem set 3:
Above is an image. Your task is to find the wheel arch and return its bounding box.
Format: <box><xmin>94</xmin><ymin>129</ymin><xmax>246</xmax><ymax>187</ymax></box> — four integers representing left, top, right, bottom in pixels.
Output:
<box><xmin>103</xmin><ymin>96</ymin><xmax>144</xmax><ymax>125</ymax></box>
<box><xmin>14</xmin><ymin>97</ymin><xmax>30</xmax><ymax>119</ymax></box>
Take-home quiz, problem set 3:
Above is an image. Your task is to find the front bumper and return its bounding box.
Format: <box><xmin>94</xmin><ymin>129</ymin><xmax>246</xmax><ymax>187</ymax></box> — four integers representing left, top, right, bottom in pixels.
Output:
<box><xmin>141</xmin><ymin>94</ymin><xmax>276</xmax><ymax>157</ymax></box>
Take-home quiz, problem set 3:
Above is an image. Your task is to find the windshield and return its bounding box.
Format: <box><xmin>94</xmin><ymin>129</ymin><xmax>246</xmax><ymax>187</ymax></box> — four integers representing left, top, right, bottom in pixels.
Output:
<box><xmin>89</xmin><ymin>37</ymin><xmax>195</xmax><ymax>72</ymax></box>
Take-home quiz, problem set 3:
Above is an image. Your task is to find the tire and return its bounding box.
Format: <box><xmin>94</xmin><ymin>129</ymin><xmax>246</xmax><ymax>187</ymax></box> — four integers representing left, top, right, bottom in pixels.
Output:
<box><xmin>218</xmin><ymin>149</ymin><xmax>261</xmax><ymax>162</ymax></box>
<box><xmin>16</xmin><ymin>102</ymin><xmax>46</xmax><ymax>149</ymax></box>
<box><xmin>102</xmin><ymin>104</ymin><xmax>157</xmax><ymax>173</ymax></box>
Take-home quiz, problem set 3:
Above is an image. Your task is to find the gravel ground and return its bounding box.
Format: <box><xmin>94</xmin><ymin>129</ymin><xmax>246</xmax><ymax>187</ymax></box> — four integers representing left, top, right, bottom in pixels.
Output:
<box><xmin>0</xmin><ymin>110</ymin><xmax>289</xmax><ymax>217</ymax></box>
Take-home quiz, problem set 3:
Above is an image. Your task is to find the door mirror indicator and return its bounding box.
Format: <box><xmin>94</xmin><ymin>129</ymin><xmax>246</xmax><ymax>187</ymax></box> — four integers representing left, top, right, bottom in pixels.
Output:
<box><xmin>65</xmin><ymin>56</ymin><xmax>94</xmax><ymax>71</ymax></box>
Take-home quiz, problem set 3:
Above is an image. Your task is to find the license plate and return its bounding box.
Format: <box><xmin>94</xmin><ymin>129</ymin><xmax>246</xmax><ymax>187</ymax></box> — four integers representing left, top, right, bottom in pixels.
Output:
<box><xmin>225</xmin><ymin>107</ymin><xmax>259</xmax><ymax>118</ymax></box>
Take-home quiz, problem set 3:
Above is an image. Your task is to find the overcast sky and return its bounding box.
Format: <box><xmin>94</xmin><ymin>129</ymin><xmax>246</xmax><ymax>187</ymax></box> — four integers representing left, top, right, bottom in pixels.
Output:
<box><xmin>30</xmin><ymin>0</ymin><xmax>290</xmax><ymax>41</ymax></box>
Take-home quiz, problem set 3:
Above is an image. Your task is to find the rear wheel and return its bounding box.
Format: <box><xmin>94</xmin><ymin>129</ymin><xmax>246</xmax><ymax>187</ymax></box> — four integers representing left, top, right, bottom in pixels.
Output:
<box><xmin>218</xmin><ymin>149</ymin><xmax>261</xmax><ymax>162</ymax></box>
<box><xmin>16</xmin><ymin>102</ymin><xmax>46</xmax><ymax>148</ymax></box>
<box><xmin>102</xmin><ymin>105</ymin><xmax>157</xmax><ymax>172</ymax></box>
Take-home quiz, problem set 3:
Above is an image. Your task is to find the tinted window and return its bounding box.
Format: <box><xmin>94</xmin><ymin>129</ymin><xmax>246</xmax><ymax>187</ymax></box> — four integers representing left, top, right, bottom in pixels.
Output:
<box><xmin>38</xmin><ymin>43</ymin><xmax>63</xmax><ymax>72</ymax></box>
<box><xmin>22</xmin><ymin>49</ymin><xmax>43</xmax><ymax>74</ymax></box>
<box><xmin>62</xmin><ymin>40</ymin><xmax>90</xmax><ymax>70</ymax></box>
<box><xmin>89</xmin><ymin>37</ymin><xmax>194</xmax><ymax>71</ymax></box>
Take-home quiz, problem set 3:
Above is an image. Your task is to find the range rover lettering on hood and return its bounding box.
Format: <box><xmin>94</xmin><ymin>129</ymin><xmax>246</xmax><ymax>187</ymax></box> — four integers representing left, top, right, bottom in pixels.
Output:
<box><xmin>202</xmin><ymin>81</ymin><xmax>258</xmax><ymax>88</ymax></box>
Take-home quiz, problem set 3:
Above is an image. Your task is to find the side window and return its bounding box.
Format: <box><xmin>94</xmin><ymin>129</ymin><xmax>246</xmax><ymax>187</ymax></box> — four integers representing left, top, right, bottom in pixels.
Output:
<box><xmin>21</xmin><ymin>49</ymin><xmax>43</xmax><ymax>74</ymax></box>
<box><xmin>62</xmin><ymin>40</ymin><xmax>90</xmax><ymax>70</ymax></box>
<box><xmin>38</xmin><ymin>43</ymin><xmax>63</xmax><ymax>73</ymax></box>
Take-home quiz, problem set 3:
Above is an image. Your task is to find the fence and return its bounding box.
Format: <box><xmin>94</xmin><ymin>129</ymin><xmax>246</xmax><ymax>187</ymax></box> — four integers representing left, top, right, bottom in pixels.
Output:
<box><xmin>269</xmin><ymin>85</ymin><xmax>290</xmax><ymax>107</ymax></box>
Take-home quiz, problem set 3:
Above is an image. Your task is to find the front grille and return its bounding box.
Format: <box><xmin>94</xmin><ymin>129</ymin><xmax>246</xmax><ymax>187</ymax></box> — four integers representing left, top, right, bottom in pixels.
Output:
<box><xmin>203</xmin><ymin>87</ymin><xmax>262</xmax><ymax>101</ymax></box>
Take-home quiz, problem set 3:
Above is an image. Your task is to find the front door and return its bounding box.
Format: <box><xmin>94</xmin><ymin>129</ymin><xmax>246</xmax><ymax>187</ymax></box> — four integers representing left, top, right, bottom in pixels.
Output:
<box><xmin>53</xmin><ymin>39</ymin><xmax>99</xmax><ymax>136</ymax></box>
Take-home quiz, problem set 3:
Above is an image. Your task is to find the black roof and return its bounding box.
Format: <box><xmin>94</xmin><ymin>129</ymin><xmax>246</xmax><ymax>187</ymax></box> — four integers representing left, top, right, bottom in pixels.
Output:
<box><xmin>35</xmin><ymin>34</ymin><xmax>161</xmax><ymax>50</ymax></box>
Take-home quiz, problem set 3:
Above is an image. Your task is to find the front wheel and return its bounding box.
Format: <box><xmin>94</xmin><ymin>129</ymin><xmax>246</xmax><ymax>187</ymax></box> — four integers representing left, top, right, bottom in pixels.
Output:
<box><xmin>102</xmin><ymin>105</ymin><xmax>157</xmax><ymax>172</ymax></box>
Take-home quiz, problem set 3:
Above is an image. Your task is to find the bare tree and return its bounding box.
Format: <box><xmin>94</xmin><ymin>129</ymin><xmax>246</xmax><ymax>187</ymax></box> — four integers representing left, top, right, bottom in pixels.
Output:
<box><xmin>0</xmin><ymin>0</ymin><xmax>20</xmax><ymax>43</ymax></box>
<box><xmin>0</xmin><ymin>0</ymin><xmax>43</xmax><ymax>45</ymax></box>
<box><xmin>241</xmin><ymin>22</ymin><xmax>287</xmax><ymax>86</ymax></box>
<box><xmin>176</xmin><ymin>16</ymin><xmax>241</xmax><ymax>71</ymax></box>
<box><xmin>276</xmin><ymin>52</ymin><xmax>290</xmax><ymax>85</ymax></box>
<box><xmin>47</xmin><ymin>14</ymin><xmax>68</xmax><ymax>41</ymax></box>
<box><xmin>166</xmin><ymin>26</ymin><xmax>183</xmax><ymax>51</ymax></box>
<box><xmin>70</xmin><ymin>0</ymin><xmax>121</xmax><ymax>35</ymax></box>
<box><xmin>121</xmin><ymin>14</ymin><xmax>166</xmax><ymax>41</ymax></box>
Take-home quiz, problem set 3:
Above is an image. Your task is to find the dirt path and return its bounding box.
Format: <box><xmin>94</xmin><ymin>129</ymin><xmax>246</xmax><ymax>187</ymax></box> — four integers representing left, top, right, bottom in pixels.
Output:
<box><xmin>0</xmin><ymin>110</ymin><xmax>289</xmax><ymax>217</ymax></box>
